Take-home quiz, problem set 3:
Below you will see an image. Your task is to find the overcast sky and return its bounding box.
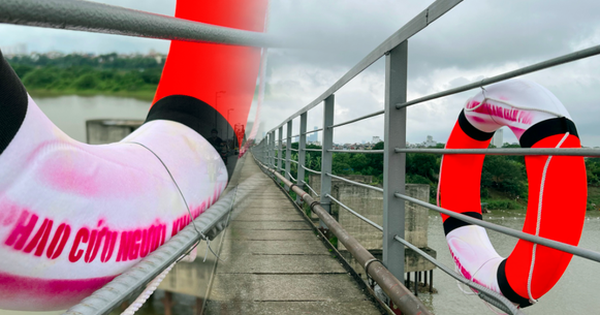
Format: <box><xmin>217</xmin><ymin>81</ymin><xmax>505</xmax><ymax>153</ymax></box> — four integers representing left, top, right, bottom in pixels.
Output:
<box><xmin>2</xmin><ymin>0</ymin><xmax>600</xmax><ymax>146</ymax></box>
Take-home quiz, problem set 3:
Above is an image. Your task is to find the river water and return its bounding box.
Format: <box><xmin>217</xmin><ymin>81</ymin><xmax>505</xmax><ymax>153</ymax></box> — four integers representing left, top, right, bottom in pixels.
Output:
<box><xmin>4</xmin><ymin>95</ymin><xmax>599</xmax><ymax>314</ymax></box>
<box><xmin>424</xmin><ymin>209</ymin><xmax>600</xmax><ymax>314</ymax></box>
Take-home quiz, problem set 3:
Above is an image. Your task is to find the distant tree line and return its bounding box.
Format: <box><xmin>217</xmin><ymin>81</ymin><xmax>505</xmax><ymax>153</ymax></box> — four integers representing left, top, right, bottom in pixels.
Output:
<box><xmin>283</xmin><ymin>141</ymin><xmax>600</xmax><ymax>210</ymax></box>
<box><xmin>4</xmin><ymin>53</ymin><xmax>164</xmax><ymax>95</ymax></box>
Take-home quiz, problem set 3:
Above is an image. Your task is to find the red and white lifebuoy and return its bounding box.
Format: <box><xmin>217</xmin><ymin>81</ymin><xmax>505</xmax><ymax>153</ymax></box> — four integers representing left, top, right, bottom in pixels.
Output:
<box><xmin>439</xmin><ymin>79</ymin><xmax>587</xmax><ymax>307</ymax></box>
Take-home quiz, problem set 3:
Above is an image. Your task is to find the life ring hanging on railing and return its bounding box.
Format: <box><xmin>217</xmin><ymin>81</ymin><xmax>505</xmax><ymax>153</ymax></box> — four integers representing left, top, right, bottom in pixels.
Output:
<box><xmin>439</xmin><ymin>79</ymin><xmax>587</xmax><ymax>308</ymax></box>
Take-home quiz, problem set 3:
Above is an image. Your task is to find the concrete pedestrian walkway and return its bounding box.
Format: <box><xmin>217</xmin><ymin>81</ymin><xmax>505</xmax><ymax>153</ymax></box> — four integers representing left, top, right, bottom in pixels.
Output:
<box><xmin>203</xmin><ymin>155</ymin><xmax>382</xmax><ymax>314</ymax></box>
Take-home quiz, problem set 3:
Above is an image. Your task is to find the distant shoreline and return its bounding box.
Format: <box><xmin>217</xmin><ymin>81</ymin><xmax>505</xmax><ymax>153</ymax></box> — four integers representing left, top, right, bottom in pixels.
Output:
<box><xmin>28</xmin><ymin>89</ymin><xmax>156</xmax><ymax>101</ymax></box>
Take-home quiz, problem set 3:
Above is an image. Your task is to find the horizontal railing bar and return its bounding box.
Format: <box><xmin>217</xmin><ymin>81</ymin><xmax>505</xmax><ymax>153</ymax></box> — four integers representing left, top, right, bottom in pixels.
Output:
<box><xmin>302</xmin><ymin>181</ymin><xmax>320</xmax><ymax>197</ymax></box>
<box><xmin>64</xmin><ymin>170</ymin><xmax>259</xmax><ymax>315</ymax></box>
<box><xmin>304</xmin><ymin>148</ymin><xmax>323</xmax><ymax>152</ymax></box>
<box><xmin>327</xmin><ymin>194</ymin><xmax>383</xmax><ymax>231</ymax></box>
<box><xmin>0</xmin><ymin>0</ymin><xmax>280</xmax><ymax>48</ymax></box>
<box><xmin>393</xmin><ymin>236</ymin><xmax>523</xmax><ymax>315</ymax></box>
<box><xmin>291</xmin><ymin>134</ymin><xmax>300</xmax><ymax>138</ymax></box>
<box><xmin>301</xmin><ymin>165</ymin><xmax>322</xmax><ymax>175</ymax></box>
<box><xmin>288</xmin><ymin>172</ymin><xmax>296</xmax><ymax>182</ymax></box>
<box><xmin>395</xmin><ymin>147</ymin><xmax>600</xmax><ymax>157</ymax></box>
<box><xmin>269</xmin><ymin>0</ymin><xmax>462</xmax><ymax>131</ymax></box>
<box><xmin>328</xmin><ymin>149</ymin><xmax>384</xmax><ymax>154</ymax></box>
<box><xmin>394</xmin><ymin>193</ymin><xmax>600</xmax><ymax>264</ymax></box>
<box><xmin>290</xmin><ymin>148</ymin><xmax>299</xmax><ymax>152</ymax></box>
<box><xmin>290</xmin><ymin>160</ymin><xmax>299</xmax><ymax>164</ymax></box>
<box><xmin>304</xmin><ymin>128</ymin><xmax>323</xmax><ymax>135</ymax></box>
<box><xmin>396</xmin><ymin>43</ymin><xmax>600</xmax><ymax>109</ymax></box>
<box><xmin>329</xmin><ymin>110</ymin><xmax>385</xmax><ymax>129</ymax></box>
<box><xmin>327</xmin><ymin>173</ymin><xmax>384</xmax><ymax>192</ymax></box>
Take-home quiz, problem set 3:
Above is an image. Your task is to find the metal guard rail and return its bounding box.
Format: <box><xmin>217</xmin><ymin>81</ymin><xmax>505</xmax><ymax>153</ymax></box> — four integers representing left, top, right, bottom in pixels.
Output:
<box><xmin>324</xmin><ymin>193</ymin><xmax>523</xmax><ymax>315</ymax></box>
<box><xmin>63</xmin><ymin>172</ymin><xmax>259</xmax><ymax>315</ymax></box>
<box><xmin>0</xmin><ymin>0</ymin><xmax>281</xmax><ymax>48</ymax></box>
<box><xmin>254</xmin><ymin>157</ymin><xmax>432</xmax><ymax>315</ymax></box>
<box><xmin>327</xmin><ymin>173</ymin><xmax>384</xmax><ymax>193</ymax></box>
<box><xmin>395</xmin><ymin>193</ymin><xmax>600</xmax><ymax>264</ymax></box>
<box><xmin>395</xmin><ymin>147</ymin><xmax>600</xmax><ymax>157</ymax></box>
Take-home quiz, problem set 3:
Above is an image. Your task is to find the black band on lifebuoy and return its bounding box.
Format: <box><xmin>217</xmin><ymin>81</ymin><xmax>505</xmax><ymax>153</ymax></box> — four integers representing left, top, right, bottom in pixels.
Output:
<box><xmin>146</xmin><ymin>95</ymin><xmax>237</xmax><ymax>180</ymax></box>
<box><xmin>458</xmin><ymin>110</ymin><xmax>495</xmax><ymax>141</ymax></box>
<box><xmin>0</xmin><ymin>50</ymin><xmax>28</xmax><ymax>156</ymax></box>
<box><xmin>146</xmin><ymin>95</ymin><xmax>234</xmax><ymax>139</ymax></box>
<box><xmin>497</xmin><ymin>259</ymin><xmax>532</xmax><ymax>308</ymax></box>
<box><xmin>519</xmin><ymin>117</ymin><xmax>579</xmax><ymax>148</ymax></box>
<box><xmin>443</xmin><ymin>211</ymin><xmax>482</xmax><ymax>235</ymax></box>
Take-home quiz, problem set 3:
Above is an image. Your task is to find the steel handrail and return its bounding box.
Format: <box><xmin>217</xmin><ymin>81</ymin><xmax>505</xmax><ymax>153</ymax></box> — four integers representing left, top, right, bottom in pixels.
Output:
<box><xmin>304</xmin><ymin>128</ymin><xmax>323</xmax><ymax>135</ymax></box>
<box><xmin>396</xmin><ymin>44</ymin><xmax>600</xmax><ymax>109</ymax></box>
<box><xmin>393</xmin><ymin>235</ymin><xmax>523</xmax><ymax>315</ymax></box>
<box><xmin>64</xmin><ymin>171</ymin><xmax>261</xmax><ymax>315</ymax></box>
<box><xmin>301</xmin><ymin>165</ymin><xmax>322</xmax><ymax>175</ymax></box>
<box><xmin>327</xmin><ymin>173</ymin><xmax>384</xmax><ymax>193</ymax></box>
<box><xmin>269</xmin><ymin>0</ymin><xmax>463</xmax><ymax>132</ymax></box>
<box><xmin>255</xmin><ymin>158</ymin><xmax>432</xmax><ymax>315</ymax></box>
<box><xmin>0</xmin><ymin>0</ymin><xmax>280</xmax><ymax>48</ymax></box>
<box><xmin>302</xmin><ymin>180</ymin><xmax>320</xmax><ymax>197</ymax></box>
<box><xmin>328</xmin><ymin>149</ymin><xmax>384</xmax><ymax>154</ymax></box>
<box><xmin>327</xmin><ymin>194</ymin><xmax>383</xmax><ymax>231</ymax></box>
<box><xmin>394</xmin><ymin>193</ymin><xmax>600</xmax><ymax>264</ymax></box>
<box><xmin>395</xmin><ymin>147</ymin><xmax>600</xmax><ymax>156</ymax></box>
<box><xmin>328</xmin><ymin>110</ymin><xmax>385</xmax><ymax>129</ymax></box>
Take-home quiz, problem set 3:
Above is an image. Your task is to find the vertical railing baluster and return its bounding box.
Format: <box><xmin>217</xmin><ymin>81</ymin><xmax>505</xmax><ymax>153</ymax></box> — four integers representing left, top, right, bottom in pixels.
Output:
<box><xmin>278</xmin><ymin>126</ymin><xmax>283</xmax><ymax>177</ymax></box>
<box><xmin>297</xmin><ymin>112</ymin><xmax>307</xmax><ymax>204</ymax></box>
<box><xmin>285</xmin><ymin>120</ymin><xmax>292</xmax><ymax>188</ymax></box>
<box><xmin>320</xmin><ymin>95</ymin><xmax>335</xmax><ymax>227</ymax></box>
<box><xmin>383</xmin><ymin>41</ymin><xmax>408</xmax><ymax>281</ymax></box>
<box><xmin>270</xmin><ymin>131</ymin><xmax>275</xmax><ymax>170</ymax></box>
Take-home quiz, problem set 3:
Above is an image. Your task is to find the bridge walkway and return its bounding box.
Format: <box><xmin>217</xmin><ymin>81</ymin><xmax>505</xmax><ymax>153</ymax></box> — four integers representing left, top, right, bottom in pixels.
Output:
<box><xmin>202</xmin><ymin>155</ymin><xmax>382</xmax><ymax>314</ymax></box>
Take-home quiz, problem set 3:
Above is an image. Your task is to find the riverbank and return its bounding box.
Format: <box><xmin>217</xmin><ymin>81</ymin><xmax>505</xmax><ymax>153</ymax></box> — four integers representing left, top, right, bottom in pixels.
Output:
<box><xmin>29</xmin><ymin>89</ymin><xmax>156</xmax><ymax>101</ymax></box>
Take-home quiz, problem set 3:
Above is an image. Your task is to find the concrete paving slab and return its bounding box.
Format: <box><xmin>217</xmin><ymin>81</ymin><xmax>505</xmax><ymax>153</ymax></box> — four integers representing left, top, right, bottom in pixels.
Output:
<box><xmin>224</xmin><ymin>229</ymin><xmax>317</xmax><ymax>241</ymax></box>
<box><xmin>208</xmin><ymin>274</ymin><xmax>372</xmax><ymax>301</ymax></box>
<box><xmin>203</xmin><ymin>155</ymin><xmax>382</xmax><ymax>315</ymax></box>
<box><xmin>229</xmin><ymin>221</ymin><xmax>311</xmax><ymax>230</ymax></box>
<box><xmin>232</xmin><ymin>214</ymin><xmax>305</xmax><ymax>221</ymax></box>
<box><xmin>216</xmin><ymin>254</ymin><xmax>346</xmax><ymax>274</ymax></box>
<box><xmin>219</xmin><ymin>240</ymin><xmax>331</xmax><ymax>255</ymax></box>
<box><xmin>203</xmin><ymin>300</ymin><xmax>382</xmax><ymax>315</ymax></box>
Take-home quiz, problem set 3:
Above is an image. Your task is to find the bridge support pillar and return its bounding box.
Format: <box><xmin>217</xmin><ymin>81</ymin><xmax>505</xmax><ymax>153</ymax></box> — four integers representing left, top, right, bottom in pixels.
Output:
<box><xmin>383</xmin><ymin>40</ymin><xmax>408</xmax><ymax>280</ymax></box>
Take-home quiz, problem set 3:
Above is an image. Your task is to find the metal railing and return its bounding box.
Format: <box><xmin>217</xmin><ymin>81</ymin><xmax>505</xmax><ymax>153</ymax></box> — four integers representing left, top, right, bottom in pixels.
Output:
<box><xmin>251</xmin><ymin>0</ymin><xmax>600</xmax><ymax>313</ymax></box>
<box><xmin>0</xmin><ymin>0</ymin><xmax>282</xmax><ymax>48</ymax></box>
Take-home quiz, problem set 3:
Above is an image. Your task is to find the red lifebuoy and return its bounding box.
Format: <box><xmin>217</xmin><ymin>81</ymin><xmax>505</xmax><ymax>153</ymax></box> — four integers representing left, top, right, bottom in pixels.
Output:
<box><xmin>439</xmin><ymin>79</ymin><xmax>587</xmax><ymax>307</ymax></box>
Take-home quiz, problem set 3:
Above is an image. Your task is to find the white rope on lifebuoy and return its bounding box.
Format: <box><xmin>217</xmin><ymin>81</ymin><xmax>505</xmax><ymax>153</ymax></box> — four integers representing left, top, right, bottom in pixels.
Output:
<box><xmin>526</xmin><ymin>132</ymin><xmax>570</xmax><ymax>305</ymax></box>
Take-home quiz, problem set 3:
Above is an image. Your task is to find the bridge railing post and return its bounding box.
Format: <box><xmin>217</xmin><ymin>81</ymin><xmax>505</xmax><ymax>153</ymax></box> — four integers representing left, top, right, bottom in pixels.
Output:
<box><xmin>383</xmin><ymin>41</ymin><xmax>408</xmax><ymax>281</ymax></box>
<box><xmin>278</xmin><ymin>126</ymin><xmax>283</xmax><ymax>176</ymax></box>
<box><xmin>285</xmin><ymin>120</ymin><xmax>292</xmax><ymax>188</ymax></box>
<box><xmin>297</xmin><ymin>112</ymin><xmax>307</xmax><ymax>204</ymax></box>
<box><xmin>320</xmin><ymin>94</ymin><xmax>335</xmax><ymax>228</ymax></box>
<box><xmin>269</xmin><ymin>131</ymin><xmax>275</xmax><ymax>170</ymax></box>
